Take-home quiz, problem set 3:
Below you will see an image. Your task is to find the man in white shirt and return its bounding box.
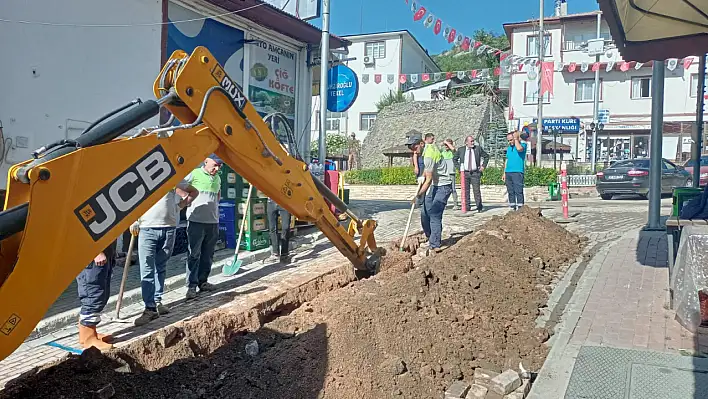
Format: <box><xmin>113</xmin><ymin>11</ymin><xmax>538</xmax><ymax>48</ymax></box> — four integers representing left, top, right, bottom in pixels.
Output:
<box><xmin>453</xmin><ymin>136</ymin><xmax>489</xmax><ymax>213</ymax></box>
<box><xmin>130</xmin><ymin>181</ymin><xmax>198</xmax><ymax>326</ymax></box>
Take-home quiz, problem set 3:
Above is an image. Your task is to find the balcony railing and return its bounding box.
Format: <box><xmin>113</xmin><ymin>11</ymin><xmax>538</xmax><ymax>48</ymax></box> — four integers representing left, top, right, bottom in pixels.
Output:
<box><xmin>562</xmin><ymin>41</ymin><xmax>584</xmax><ymax>51</ymax></box>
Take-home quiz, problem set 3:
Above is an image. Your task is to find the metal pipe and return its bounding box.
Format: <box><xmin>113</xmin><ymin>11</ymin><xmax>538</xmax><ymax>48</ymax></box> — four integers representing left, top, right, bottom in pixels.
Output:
<box><xmin>318</xmin><ymin>0</ymin><xmax>331</xmax><ymax>166</ymax></box>
<box><xmin>536</xmin><ymin>0</ymin><xmax>544</xmax><ymax>167</ymax></box>
<box><xmin>646</xmin><ymin>61</ymin><xmax>665</xmax><ymax>231</ymax></box>
<box><xmin>694</xmin><ymin>54</ymin><xmax>706</xmax><ymax>187</ymax></box>
<box><xmin>591</xmin><ymin>12</ymin><xmax>601</xmax><ymax>173</ymax></box>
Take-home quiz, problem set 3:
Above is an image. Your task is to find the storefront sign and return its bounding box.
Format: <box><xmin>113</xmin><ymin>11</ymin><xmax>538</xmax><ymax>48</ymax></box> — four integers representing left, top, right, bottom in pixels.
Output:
<box><xmin>533</xmin><ymin>117</ymin><xmax>581</xmax><ymax>133</ymax></box>
<box><xmin>327</xmin><ymin>64</ymin><xmax>359</xmax><ymax>113</ymax></box>
<box><xmin>249</xmin><ymin>39</ymin><xmax>297</xmax><ymax>123</ymax></box>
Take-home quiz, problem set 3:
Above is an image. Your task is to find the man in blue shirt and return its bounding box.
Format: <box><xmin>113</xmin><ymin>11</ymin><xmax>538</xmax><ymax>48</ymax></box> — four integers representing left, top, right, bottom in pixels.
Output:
<box><xmin>502</xmin><ymin>131</ymin><xmax>527</xmax><ymax>210</ymax></box>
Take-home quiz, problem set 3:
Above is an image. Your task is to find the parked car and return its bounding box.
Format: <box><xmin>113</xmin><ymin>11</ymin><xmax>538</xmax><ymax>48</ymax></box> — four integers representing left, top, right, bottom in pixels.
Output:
<box><xmin>682</xmin><ymin>155</ymin><xmax>708</xmax><ymax>187</ymax></box>
<box><xmin>595</xmin><ymin>158</ymin><xmax>692</xmax><ymax>200</ymax></box>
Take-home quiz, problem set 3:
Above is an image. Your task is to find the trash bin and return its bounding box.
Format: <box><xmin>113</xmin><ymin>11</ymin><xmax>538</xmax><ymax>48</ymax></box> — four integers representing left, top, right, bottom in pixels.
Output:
<box><xmin>548</xmin><ymin>182</ymin><xmax>561</xmax><ymax>201</ymax></box>
<box><xmin>672</xmin><ymin>187</ymin><xmax>703</xmax><ymax>216</ymax></box>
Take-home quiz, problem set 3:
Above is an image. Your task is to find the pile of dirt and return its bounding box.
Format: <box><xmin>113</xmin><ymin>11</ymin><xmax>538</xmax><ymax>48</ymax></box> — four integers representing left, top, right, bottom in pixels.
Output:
<box><xmin>1</xmin><ymin>206</ymin><xmax>585</xmax><ymax>399</ymax></box>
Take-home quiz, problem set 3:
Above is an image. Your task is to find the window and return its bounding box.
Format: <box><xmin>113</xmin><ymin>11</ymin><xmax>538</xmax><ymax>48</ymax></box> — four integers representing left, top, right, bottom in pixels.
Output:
<box><xmin>365</xmin><ymin>41</ymin><xmax>386</xmax><ymax>59</ymax></box>
<box><xmin>360</xmin><ymin>113</ymin><xmax>377</xmax><ymax>131</ymax></box>
<box><xmin>526</xmin><ymin>34</ymin><xmax>551</xmax><ymax>57</ymax></box>
<box><xmin>326</xmin><ymin>112</ymin><xmax>342</xmax><ymax>131</ymax></box>
<box><xmin>690</xmin><ymin>73</ymin><xmax>708</xmax><ymax>97</ymax></box>
<box><xmin>523</xmin><ymin>81</ymin><xmax>550</xmax><ymax>104</ymax></box>
<box><xmin>631</xmin><ymin>77</ymin><xmax>651</xmax><ymax>99</ymax></box>
<box><xmin>663</xmin><ymin>160</ymin><xmax>676</xmax><ymax>170</ymax></box>
<box><xmin>613</xmin><ymin>159</ymin><xmax>650</xmax><ymax>169</ymax></box>
<box><xmin>575</xmin><ymin>79</ymin><xmax>602</xmax><ymax>102</ymax></box>
<box><xmin>563</xmin><ymin>32</ymin><xmax>611</xmax><ymax>51</ymax></box>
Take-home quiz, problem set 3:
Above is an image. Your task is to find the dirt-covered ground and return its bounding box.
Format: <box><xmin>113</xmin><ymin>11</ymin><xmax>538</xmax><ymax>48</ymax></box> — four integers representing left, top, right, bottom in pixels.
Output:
<box><xmin>1</xmin><ymin>206</ymin><xmax>585</xmax><ymax>399</ymax></box>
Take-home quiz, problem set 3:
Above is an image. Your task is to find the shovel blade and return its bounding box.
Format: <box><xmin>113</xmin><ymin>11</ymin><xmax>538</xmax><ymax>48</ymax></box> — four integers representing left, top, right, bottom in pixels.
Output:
<box><xmin>222</xmin><ymin>259</ymin><xmax>243</xmax><ymax>276</ymax></box>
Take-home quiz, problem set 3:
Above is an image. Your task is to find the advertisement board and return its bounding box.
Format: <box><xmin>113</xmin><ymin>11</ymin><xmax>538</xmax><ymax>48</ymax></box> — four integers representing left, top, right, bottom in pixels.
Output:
<box><xmin>249</xmin><ymin>38</ymin><xmax>298</xmax><ymax>128</ymax></box>
<box><xmin>262</xmin><ymin>0</ymin><xmax>321</xmax><ymax>21</ymax></box>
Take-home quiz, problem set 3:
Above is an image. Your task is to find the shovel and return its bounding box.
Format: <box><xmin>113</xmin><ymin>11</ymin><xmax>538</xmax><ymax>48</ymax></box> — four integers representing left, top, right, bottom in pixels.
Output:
<box><xmin>222</xmin><ymin>185</ymin><xmax>253</xmax><ymax>276</ymax></box>
<box><xmin>399</xmin><ymin>181</ymin><xmax>423</xmax><ymax>252</ymax></box>
<box><xmin>114</xmin><ymin>231</ymin><xmax>137</xmax><ymax>321</ymax></box>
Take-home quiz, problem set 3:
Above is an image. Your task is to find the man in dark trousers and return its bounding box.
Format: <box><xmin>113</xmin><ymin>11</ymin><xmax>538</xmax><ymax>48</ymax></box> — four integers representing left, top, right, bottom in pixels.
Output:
<box><xmin>502</xmin><ymin>131</ymin><xmax>528</xmax><ymax>210</ymax></box>
<box><xmin>76</xmin><ymin>241</ymin><xmax>117</xmax><ymax>351</ymax></box>
<box><xmin>454</xmin><ymin>135</ymin><xmax>489</xmax><ymax>213</ymax></box>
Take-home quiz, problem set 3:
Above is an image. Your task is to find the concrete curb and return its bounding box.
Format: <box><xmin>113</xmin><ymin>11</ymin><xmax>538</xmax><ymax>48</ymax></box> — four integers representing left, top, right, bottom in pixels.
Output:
<box><xmin>28</xmin><ymin>230</ymin><xmax>326</xmax><ymax>341</ymax></box>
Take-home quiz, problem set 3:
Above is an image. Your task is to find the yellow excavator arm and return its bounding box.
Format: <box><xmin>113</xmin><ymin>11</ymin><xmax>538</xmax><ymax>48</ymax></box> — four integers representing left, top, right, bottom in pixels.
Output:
<box><xmin>0</xmin><ymin>46</ymin><xmax>380</xmax><ymax>362</ymax></box>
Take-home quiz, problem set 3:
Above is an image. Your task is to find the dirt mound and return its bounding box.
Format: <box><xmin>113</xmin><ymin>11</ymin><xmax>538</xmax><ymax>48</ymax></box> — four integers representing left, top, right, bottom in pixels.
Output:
<box><xmin>1</xmin><ymin>206</ymin><xmax>584</xmax><ymax>399</ymax></box>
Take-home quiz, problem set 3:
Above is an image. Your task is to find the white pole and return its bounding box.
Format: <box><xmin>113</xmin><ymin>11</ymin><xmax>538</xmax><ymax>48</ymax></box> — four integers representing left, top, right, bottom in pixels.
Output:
<box><xmin>536</xmin><ymin>0</ymin><xmax>544</xmax><ymax>167</ymax></box>
<box><xmin>591</xmin><ymin>12</ymin><xmax>601</xmax><ymax>172</ymax></box>
<box><xmin>318</xmin><ymin>0</ymin><xmax>331</xmax><ymax>164</ymax></box>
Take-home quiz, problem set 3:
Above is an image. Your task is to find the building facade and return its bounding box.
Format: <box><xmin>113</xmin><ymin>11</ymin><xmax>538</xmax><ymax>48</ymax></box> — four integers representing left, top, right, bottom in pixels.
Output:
<box><xmin>311</xmin><ymin>30</ymin><xmax>440</xmax><ymax>141</ymax></box>
<box><xmin>0</xmin><ymin>0</ymin><xmax>345</xmax><ymax>188</ymax></box>
<box><xmin>503</xmin><ymin>10</ymin><xmax>707</xmax><ymax>164</ymax></box>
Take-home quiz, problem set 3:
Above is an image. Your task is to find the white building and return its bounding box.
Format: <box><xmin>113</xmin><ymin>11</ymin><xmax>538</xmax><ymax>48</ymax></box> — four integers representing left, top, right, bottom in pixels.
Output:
<box><xmin>0</xmin><ymin>0</ymin><xmax>347</xmax><ymax>189</ymax></box>
<box><xmin>502</xmin><ymin>10</ymin><xmax>707</xmax><ymax>163</ymax></box>
<box><xmin>311</xmin><ymin>30</ymin><xmax>440</xmax><ymax>141</ymax></box>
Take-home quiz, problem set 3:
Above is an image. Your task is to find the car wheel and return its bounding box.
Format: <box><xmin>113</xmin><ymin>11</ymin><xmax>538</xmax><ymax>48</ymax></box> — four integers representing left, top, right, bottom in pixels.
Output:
<box><xmin>600</xmin><ymin>194</ymin><xmax>613</xmax><ymax>200</ymax></box>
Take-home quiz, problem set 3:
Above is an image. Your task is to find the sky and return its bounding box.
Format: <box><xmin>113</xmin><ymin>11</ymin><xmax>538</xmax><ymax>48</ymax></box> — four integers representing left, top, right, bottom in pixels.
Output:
<box><xmin>308</xmin><ymin>0</ymin><xmax>601</xmax><ymax>55</ymax></box>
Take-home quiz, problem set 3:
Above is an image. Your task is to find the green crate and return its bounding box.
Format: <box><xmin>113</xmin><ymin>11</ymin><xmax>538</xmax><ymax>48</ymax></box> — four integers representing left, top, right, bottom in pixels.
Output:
<box><xmin>240</xmin><ymin>230</ymin><xmax>270</xmax><ymax>251</ymax></box>
<box><xmin>672</xmin><ymin>187</ymin><xmax>703</xmax><ymax>216</ymax></box>
<box><xmin>237</xmin><ymin>214</ymin><xmax>269</xmax><ymax>233</ymax></box>
<box><xmin>548</xmin><ymin>182</ymin><xmax>561</xmax><ymax>201</ymax></box>
<box><xmin>220</xmin><ymin>165</ymin><xmax>244</xmax><ymax>201</ymax></box>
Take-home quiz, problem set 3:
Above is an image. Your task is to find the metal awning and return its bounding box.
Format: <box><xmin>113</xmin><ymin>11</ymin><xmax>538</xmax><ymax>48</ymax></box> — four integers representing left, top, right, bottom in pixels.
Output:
<box><xmin>597</xmin><ymin>0</ymin><xmax>708</xmax><ymax>62</ymax></box>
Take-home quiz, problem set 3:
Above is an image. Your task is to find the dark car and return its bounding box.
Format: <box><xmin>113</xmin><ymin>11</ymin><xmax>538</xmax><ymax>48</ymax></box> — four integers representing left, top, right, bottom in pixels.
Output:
<box><xmin>682</xmin><ymin>155</ymin><xmax>708</xmax><ymax>187</ymax></box>
<box><xmin>596</xmin><ymin>158</ymin><xmax>692</xmax><ymax>200</ymax></box>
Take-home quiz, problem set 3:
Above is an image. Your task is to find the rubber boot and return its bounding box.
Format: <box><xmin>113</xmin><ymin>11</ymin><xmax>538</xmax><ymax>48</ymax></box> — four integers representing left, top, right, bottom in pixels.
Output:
<box><xmin>78</xmin><ymin>323</ymin><xmax>113</xmax><ymax>351</ymax></box>
<box><xmin>78</xmin><ymin>317</ymin><xmax>113</xmax><ymax>343</ymax></box>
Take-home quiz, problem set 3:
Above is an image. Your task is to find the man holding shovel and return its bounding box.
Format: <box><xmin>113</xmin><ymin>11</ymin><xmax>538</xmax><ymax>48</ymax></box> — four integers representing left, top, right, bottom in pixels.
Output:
<box><xmin>405</xmin><ymin>133</ymin><xmax>453</xmax><ymax>254</ymax></box>
<box><xmin>130</xmin><ymin>181</ymin><xmax>198</xmax><ymax>326</ymax></box>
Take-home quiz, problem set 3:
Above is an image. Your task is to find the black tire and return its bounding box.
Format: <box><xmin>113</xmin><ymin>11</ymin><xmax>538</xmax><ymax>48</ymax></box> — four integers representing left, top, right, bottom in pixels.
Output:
<box><xmin>638</xmin><ymin>194</ymin><xmax>649</xmax><ymax>200</ymax></box>
<box><xmin>600</xmin><ymin>194</ymin><xmax>613</xmax><ymax>200</ymax></box>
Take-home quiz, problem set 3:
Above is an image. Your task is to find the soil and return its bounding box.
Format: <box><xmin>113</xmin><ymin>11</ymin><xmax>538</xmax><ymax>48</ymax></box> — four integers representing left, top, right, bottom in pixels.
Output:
<box><xmin>1</xmin><ymin>206</ymin><xmax>585</xmax><ymax>399</ymax></box>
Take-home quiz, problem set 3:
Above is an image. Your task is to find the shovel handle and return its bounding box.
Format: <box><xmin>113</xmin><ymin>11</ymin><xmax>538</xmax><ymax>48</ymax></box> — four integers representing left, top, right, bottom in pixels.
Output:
<box><xmin>400</xmin><ymin>181</ymin><xmax>423</xmax><ymax>250</ymax></box>
<box><xmin>115</xmin><ymin>232</ymin><xmax>137</xmax><ymax>318</ymax></box>
<box><xmin>234</xmin><ymin>185</ymin><xmax>253</xmax><ymax>256</ymax></box>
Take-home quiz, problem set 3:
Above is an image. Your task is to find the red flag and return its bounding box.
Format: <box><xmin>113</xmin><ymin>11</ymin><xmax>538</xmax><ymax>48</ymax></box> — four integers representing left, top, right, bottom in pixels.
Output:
<box><xmin>509</xmin><ymin>106</ymin><xmax>514</xmax><ymax>121</ymax></box>
<box><xmin>518</xmin><ymin>63</ymin><xmax>525</xmax><ymax>72</ymax></box>
<box><xmin>422</xmin><ymin>73</ymin><xmax>430</xmax><ymax>82</ymax></box>
<box><xmin>684</xmin><ymin>57</ymin><xmax>694</xmax><ymax>69</ymax></box>
<box><xmin>591</xmin><ymin>62</ymin><xmax>600</xmax><ymax>72</ymax></box>
<box><xmin>399</xmin><ymin>75</ymin><xmax>407</xmax><ymax>84</ymax></box>
<box><xmin>374</xmin><ymin>74</ymin><xmax>382</xmax><ymax>84</ymax></box>
<box><xmin>568</xmin><ymin>63</ymin><xmax>577</xmax><ymax>72</ymax></box>
<box><xmin>471</xmin><ymin>70</ymin><xmax>478</xmax><ymax>78</ymax></box>
<box><xmin>447</xmin><ymin>28</ymin><xmax>456</xmax><ymax>43</ymax></box>
<box><xmin>413</xmin><ymin>6</ymin><xmax>426</xmax><ymax>21</ymax></box>
<box><xmin>620</xmin><ymin>61</ymin><xmax>630</xmax><ymax>72</ymax></box>
<box><xmin>446</xmin><ymin>72</ymin><xmax>453</xmax><ymax>79</ymax></box>
<box><xmin>540</xmin><ymin>61</ymin><xmax>554</xmax><ymax>96</ymax></box>
<box><xmin>433</xmin><ymin>19</ymin><xmax>442</xmax><ymax>35</ymax></box>
<box><xmin>494</xmin><ymin>67</ymin><xmax>501</xmax><ymax>76</ymax></box>
<box><xmin>461</xmin><ymin>37</ymin><xmax>471</xmax><ymax>51</ymax></box>
<box><xmin>500</xmin><ymin>52</ymin><xmax>509</xmax><ymax>61</ymax></box>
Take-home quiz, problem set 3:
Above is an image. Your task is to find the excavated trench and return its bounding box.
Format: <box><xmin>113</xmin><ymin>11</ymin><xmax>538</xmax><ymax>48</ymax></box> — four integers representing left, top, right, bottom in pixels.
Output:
<box><xmin>0</xmin><ymin>206</ymin><xmax>586</xmax><ymax>399</ymax></box>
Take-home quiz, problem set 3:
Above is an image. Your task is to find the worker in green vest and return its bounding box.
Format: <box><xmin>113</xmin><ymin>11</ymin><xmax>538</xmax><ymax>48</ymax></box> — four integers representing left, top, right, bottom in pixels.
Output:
<box><xmin>441</xmin><ymin>139</ymin><xmax>459</xmax><ymax>210</ymax></box>
<box><xmin>183</xmin><ymin>155</ymin><xmax>222</xmax><ymax>300</ymax></box>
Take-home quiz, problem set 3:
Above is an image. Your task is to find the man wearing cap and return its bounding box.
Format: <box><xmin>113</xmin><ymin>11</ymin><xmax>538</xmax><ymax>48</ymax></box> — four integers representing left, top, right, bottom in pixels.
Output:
<box><xmin>183</xmin><ymin>155</ymin><xmax>222</xmax><ymax>300</ymax></box>
<box><xmin>405</xmin><ymin>132</ymin><xmax>453</xmax><ymax>253</ymax></box>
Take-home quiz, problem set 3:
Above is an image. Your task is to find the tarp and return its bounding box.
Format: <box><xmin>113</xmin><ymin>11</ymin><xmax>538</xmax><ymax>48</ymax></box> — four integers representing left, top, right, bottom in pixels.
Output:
<box><xmin>598</xmin><ymin>0</ymin><xmax>708</xmax><ymax>62</ymax></box>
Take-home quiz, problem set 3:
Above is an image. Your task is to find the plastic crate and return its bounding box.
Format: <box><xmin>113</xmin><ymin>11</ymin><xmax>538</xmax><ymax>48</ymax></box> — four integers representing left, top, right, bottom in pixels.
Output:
<box><xmin>218</xmin><ymin>221</ymin><xmax>237</xmax><ymax>249</ymax></box>
<box><xmin>218</xmin><ymin>201</ymin><xmax>237</xmax><ymax>223</ymax></box>
<box><xmin>220</xmin><ymin>165</ymin><xmax>244</xmax><ymax>201</ymax></box>
<box><xmin>238</xmin><ymin>197</ymin><xmax>268</xmax><ymax>216</ymax></box>
<box><xmin>237</xmin><ymin>215</ymin><xmax>269</xmax><ymax>232</ymax></box>
<box><xmin>240</xmin><ymin>230</ymin><xmax>270</xmax><ymax>251</ymax></box>
<box><xmin>548</xmin><ymin>182</ymin><xmax>561</xmax><ymax>201</ymax></box>
<box><xmin>672</xmin><ymin>187</ymin><xmax>703</xmax><ymax>216</ymax></box>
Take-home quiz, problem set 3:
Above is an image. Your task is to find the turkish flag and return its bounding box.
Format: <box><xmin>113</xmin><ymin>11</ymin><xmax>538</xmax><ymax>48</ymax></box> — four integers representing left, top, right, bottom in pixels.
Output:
<box><xmin>620</xmin><ymin>62</ymin><xmax>630</xmax><ymax>72</ymax></box>
<box><xmin>461</xmin><ymin>37</ymin><xmax>471</xmax><ymax>51</ymax></box>
<box><xmin>591</xmin><ymin>62</ymin><xmax>600</xmax><ymax>72</ymax></box>
<box><xmin>446</xmin><ymin>72</ymin><xmax>453</xmax><ymax>79</ymax></box>
<box><xmin>399</xmin><ymin>75</ymin><xmax>407</xmax><ymax>84</ymax></box>
<box><xmin>473</xmin><ymin>41</ymin><xmax>482</xmax><ymax>48</ymax></box>
<box><xmin>494</xmin><ymin>67</ymin><xmax>501</xmax><ymax>76</ymax></box>
<box><xmin>413</xmin><ymin>7</ymin><xmax>426</xmax><ymax>21</ymax></box>
<box><xmin>540</xmin><ymin>61</ymin><xmax>554</xmax><ymax>96</ymax></box>
<box><xmin>374</xmin><ymin>74</ymin><xmax>382</xmax><ymax>84</ymax></box>
<box><xmin>422</xmin><ymin>73</ymin><xmax>430</xmax><ymax>82</ymax></box>
<box><xmin>684</xmin><ymin>57</ymin><xmax>694</xmax><ymax>69</ymax></box>
<box><xmin>434</xmin><ymin>19</ymin><xmax>442</xmax><ymax>35</ymax></box>
<box><xmin>447</xmin><ymin>28</ymin><xmax>456</xmax><ymax>43</ymax></box>
<box><xmin>568</xmin><ymin>63</ymin><xmax>577</xmax><ymax>72</ymax></box>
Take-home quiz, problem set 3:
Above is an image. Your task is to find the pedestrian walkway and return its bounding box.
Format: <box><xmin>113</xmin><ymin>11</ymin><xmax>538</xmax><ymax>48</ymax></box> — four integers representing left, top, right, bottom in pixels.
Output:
<box><xmin>530</xmin><ymin>225</ymin><xmax>708</xmax><ymax>398</ymax></box>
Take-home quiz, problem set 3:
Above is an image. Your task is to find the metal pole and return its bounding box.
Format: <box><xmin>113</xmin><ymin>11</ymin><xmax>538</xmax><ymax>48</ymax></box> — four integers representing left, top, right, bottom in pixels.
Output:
<box><xmin>536</xmin><ymin>0</ymin><xmax>544</xmax><ymax>167</ymax></box>
<box><xmin>318</xmin><ymin>0</ymin><xmax>331</xmax><ymax>165</ymax></box>
<box><xmin>646</xmin><ymin>61</ymin><xmax>665</xmax><ymax>231</ymax></box>
<box><xmin>553</xmin><ymin>129</ymin><xmax>557</xmax><ymax>170</ymax></box>
<box><xmin>694</xmin><ymin>54</ymin><xmax>706</xmax><ymax>187</ymax></box>
<box><xmin>591</xmin><ymin>12</ymin><xmax>601</xmax><ymax>173</ymax></box>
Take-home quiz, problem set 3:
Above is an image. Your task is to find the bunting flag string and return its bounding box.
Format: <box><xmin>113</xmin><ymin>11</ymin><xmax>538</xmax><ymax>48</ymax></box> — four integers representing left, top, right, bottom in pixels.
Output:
<box><xmin>359</xmin><ymin>67</ymin><xmax>500</xmax><ymax>87</ymax></box>
<box><xmin>404</xmin><ymin>0</ymin><xmax>702</xmax><ymax>72</ymax></box>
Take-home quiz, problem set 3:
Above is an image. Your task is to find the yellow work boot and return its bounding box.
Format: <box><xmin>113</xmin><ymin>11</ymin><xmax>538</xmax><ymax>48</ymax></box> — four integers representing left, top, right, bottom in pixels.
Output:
<box><xmin>78</xmin><ymin>317</ymin><xmax>113</xmax><ymax>343</ymax></box>
<box><xmin>78</xmin><ymin>324</ymin><xmax>113</xmax><ymax>351</ymax></box>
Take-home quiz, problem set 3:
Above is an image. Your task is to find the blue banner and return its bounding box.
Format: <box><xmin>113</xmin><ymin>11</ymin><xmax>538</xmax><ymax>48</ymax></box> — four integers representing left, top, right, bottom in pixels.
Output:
<box><xmin>327</xmin><ymin>65</ymin><xmax>359</xmax><ymax>113</ymax></box>
<box><xmin>532</xmin><ymin>117</ymin><xmax>581</xmax><ymax>133</ymax></box>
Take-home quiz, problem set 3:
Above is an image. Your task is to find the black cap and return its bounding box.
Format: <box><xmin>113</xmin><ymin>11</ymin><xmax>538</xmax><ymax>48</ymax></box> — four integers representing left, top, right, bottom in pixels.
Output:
<box><xmin>404</xmin><ymin>130</ymin><xmax>423</xmax><ymax>146</ymax></box>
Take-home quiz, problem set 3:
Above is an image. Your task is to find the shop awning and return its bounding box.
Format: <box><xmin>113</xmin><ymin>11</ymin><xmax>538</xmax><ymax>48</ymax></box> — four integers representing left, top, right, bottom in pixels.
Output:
<box><xmin>597</xmin><ymin>0</ymin><xmax>708</xmax><ymax>62</ymax></box>
<box><xmin>205</xmin><ymin>0</ymin><xmax>349</xmax><ymax>49</ymax></box>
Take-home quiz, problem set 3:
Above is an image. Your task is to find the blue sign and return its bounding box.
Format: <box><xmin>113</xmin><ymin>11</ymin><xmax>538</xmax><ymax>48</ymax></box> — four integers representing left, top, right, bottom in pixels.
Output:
<box><xmin>533</xmin><ymin>117</ymin><xmax>581</xmax><ymax>133</ymax></box>
<box><xmin>598</xmin><ymin>109</ymin><xmax>610</xmax><ymax>124</ymax></box>
<box><xmin>327</xmin><ymin>65</ymin><xmax>359</xmax><ymax>112</ymax></box>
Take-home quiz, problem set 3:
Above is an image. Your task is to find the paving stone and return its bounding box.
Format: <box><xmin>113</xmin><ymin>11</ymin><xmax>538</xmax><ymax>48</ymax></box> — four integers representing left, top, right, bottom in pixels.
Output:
<box><xmin>464</xmin><ymin>383</ymin><xmax>488</xmax><ymax>399</ymax></box>
<box><xmin>473</xmin><ymin>367</ymin><xmax>500</xmax><ymax>388</ymax></box>
<box><xmin>444</xmin><ymin>380</ymin><xmax>471</xmax><ymax>398</ymax></box>
<box><xmin>490</xmin><ymin>369</ymin><xmax>522</xmax><ymax>395</ymax></box>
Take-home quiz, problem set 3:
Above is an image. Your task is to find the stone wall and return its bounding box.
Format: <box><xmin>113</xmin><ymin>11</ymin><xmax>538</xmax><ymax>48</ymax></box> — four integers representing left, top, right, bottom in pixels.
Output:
<box><xmin>361</xmin><ymin>95</ymin><xmax>491</xmax><ymax>169</ymax></box>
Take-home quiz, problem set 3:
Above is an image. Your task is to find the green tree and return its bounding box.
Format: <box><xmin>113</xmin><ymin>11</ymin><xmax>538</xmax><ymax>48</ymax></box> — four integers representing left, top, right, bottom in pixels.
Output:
<box><xmin>311</xmin><ymin>133</ymin><xmax>348</xmax><ymax>158</ymax></box>
<box><xmin>375</xmin><ymin>90</ymin><xmax>411</xmax><ymax>112</ymax></box>
<box><xmin>432</xmin><ymin>29</ymin><xmax>510</xmax><ymax>74</ymax></box>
